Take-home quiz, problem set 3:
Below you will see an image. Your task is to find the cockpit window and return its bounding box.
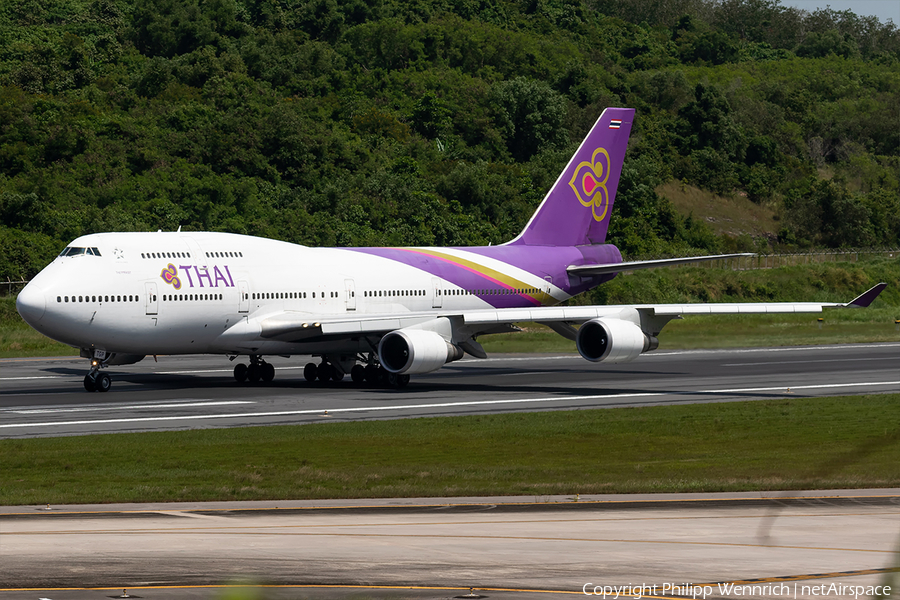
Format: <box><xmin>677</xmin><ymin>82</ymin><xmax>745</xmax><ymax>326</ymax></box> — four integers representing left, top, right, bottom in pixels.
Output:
<box><xmin>58</xmin><ymin>247</ymin><xmax>101</xmax><ymax>257</ymax></box>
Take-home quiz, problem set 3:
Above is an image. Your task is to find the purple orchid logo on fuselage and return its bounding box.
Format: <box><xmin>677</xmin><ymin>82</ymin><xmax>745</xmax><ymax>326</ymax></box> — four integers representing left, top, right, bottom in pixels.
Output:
<box><xmin>569</xmin><ymin>147</ymin><xmax>611</xmax><ymax>222</ymax></box>
<box><xmin>160</xmin><ymin>264</ymin><xmax>182</xmax><ymax>289</ymax></box>
<box><xmin>160</xmin><ymin>263</ymin><xmax>235</xmax><ymax>289</ymax></box>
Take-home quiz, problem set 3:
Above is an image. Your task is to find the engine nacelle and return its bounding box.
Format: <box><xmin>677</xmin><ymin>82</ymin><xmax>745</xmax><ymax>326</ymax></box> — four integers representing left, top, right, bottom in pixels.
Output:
<box><xmin>575</xmin><ymin>318</ymin><xmax>658</xmax><ymax>364</ymax></box>
<box><xmin>378</xmin><ymin>329</ymin><xmax>464</xmax><ymax>374</ymax></box>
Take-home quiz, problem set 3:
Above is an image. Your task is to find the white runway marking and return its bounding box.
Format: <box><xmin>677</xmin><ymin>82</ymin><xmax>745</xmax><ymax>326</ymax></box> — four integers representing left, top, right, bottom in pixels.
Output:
<box><xmin>722</xmin><ymin>356</ymin><xmax>898</xmax><ymax>367</ymax></box>
<box><xmin>2</xmin><ymin>380</ymin><xmax>899</xmax><ymax>430</ymax></box>
<box><xmin>8</xmin><ymin>400</ymin><xmax>255</xmax><ymax>414</ymax></box>
<box><xmin>155</xmin><ymin>366</ymin><xmax>305</xmax><ymax>375</ymax></box>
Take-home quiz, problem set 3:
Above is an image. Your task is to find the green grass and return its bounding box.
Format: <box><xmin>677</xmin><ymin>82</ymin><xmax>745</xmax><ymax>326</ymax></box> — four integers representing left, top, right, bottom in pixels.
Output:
<box><xmin>0</xmin><ymin>296</ymin><xmax>77</xmax><ymax>358</ymax></box>
<box><xmin>3</xmin><ymin>394</ymin><xmax>899</xmax><ymax>505</ymax></box>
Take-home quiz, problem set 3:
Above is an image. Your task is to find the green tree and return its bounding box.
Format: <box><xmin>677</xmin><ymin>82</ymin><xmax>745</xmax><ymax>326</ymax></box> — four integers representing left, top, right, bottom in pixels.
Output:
<box><xmin>491</xmin><ymin>76</ymin><xmax>566</xmax><ymax>161</ymax></box>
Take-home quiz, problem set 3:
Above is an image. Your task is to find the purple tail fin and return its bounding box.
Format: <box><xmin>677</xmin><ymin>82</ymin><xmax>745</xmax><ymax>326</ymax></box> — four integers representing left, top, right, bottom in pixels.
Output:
<box><xmin>506</xmin><ymin>107</ymin><xmax>634</xmax><ymax>247</ymax></box>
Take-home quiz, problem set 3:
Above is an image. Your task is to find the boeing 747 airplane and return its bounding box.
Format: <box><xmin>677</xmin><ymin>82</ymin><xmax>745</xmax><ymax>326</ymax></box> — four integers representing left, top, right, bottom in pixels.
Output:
<box><xmin>16</xmin><ymin>108</ymin><xmax>886</xmax><ymax>391</ymax></box>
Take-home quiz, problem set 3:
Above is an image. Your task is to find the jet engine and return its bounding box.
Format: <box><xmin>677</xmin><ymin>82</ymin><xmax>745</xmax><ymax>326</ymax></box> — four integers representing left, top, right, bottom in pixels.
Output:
<box><xmin>575</xmin><ymin>318</ymin><xmax>658</xmax><ymax>363</ymax></box>
<box><xmin>378</xmin><ymin>329</ymin><xmax>465</xmax><ymax>374</ymax></box>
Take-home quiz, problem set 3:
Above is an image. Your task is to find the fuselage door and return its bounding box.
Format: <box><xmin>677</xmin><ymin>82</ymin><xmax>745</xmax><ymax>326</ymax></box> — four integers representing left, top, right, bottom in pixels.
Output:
<box><xmin>145</xmin><ymin>282</ymin><xmax>158</xmax><ymax>315</ymax></box>
<box><xmin>182</xmin><ymin>236</ymin><xmax>208</xmax><ymax>269</ymax></box>
<box><xmin>432</xmin><ymin>277</ymin><xmax>442</xmax><ymax>308</ymax></box>
<box><xmin>344</xmin><ymin>279</ymin><xmax>356</xmax><ymax>311</ymax></box>
<box><xmin>238</xmin><ymin>280</ymin><xmax>250</xmax><ymax>313</ymax></box>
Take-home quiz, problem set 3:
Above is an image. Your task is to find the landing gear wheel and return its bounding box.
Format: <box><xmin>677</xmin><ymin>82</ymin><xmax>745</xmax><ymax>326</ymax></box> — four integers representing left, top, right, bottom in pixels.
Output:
<box><xmin>234</xmin><ymin>363</ymin><xmax>248</xmax><ymax>383</ymax></box>
<box><xmin>304</xmin><ymin>363</ymin><xmax>317</xmax><ymax>383</ymax></box>
<box><xmin>84</xmin><ymin>373</ymin><xmax>96</xmax><ymax>392</ymax></box>
<box><xmin>317</xmin><ymin>363</ymin><xmax>332</xmax><ymax>382</ymax></box>
<box><xmin>350</xmin><ymin>364</ymin><xmax>365</xmax><ymax>384</ymax></box>
<box><xmin>247</xmin><ymin>363</ymin><xmax>261</xmax><ymax>383</ymax></box>
<box><xmin>397</xmin><ymin>374</ymin><xmax>410</xmax><ymax>388</ymax></box>
<box><xmin>378</xmin><ymin>366</ymin><xmax>389</xmax><ymax>386</ymax></box>
<box><xmin>94</xmin><ymin>372</ymin><xmax>112</xmax><ymax>393</ymax></box>
<box><xmin>331</xmin><ymin>368</ymin><xmax>344</xmax><ymax>382</ymax></box>
<box><xmin>261</xmin><ymin>362</ymin><xmax>275</xmax><ymax>383</ymax></box>
<box><xmin>364</xmin><ymin>364</ymin><xmax>379</xmax><ymax>384</ymax></box>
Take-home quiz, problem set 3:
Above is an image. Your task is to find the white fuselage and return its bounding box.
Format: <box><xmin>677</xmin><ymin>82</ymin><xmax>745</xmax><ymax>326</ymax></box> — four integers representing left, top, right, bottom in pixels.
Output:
<box><xmin>18</xmin><ymin>231</ymin><xmax>568</xmax><ymax>358</ymax></box>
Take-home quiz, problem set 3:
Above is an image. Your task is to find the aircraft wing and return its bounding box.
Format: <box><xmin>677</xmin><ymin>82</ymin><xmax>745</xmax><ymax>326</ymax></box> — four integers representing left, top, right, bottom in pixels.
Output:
<box><xmin>232</xmin><ymin>283</ymin><xmax>886</xmax><ymax>343</ymax></box>
<box><xmin>567</xmin><ymin>253</ymin><xmax>755</xmax><ymax>276</ymax></box>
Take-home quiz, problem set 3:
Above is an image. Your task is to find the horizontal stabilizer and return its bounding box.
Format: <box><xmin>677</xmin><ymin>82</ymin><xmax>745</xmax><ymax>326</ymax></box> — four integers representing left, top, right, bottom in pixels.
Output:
<box><xmin>567</xmin><ymin>253</ymin><xmax>756</xmax><ymax>276</ymax></box>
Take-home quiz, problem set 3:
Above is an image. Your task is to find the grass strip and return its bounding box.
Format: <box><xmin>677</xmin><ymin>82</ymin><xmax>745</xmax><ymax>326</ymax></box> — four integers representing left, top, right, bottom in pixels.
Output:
<box><xmin>3</xmin><ymin>394</ymin><xmax>899</xmax><ymax>505</ymax></box>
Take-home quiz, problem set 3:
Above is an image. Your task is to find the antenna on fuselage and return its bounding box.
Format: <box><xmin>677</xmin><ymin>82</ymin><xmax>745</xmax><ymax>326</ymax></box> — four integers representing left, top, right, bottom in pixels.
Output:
<box><xmin>177</xmin><ymin>226</ymin><xmax>182</xmax><ymax>232</ymax></box>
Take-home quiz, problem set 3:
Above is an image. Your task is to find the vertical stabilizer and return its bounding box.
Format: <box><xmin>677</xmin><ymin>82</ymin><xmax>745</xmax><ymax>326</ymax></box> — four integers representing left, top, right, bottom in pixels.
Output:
<box><xmin>507</xmin><ymin>107</ymin><xmax>634</xmax><ymax>247</ymax></box>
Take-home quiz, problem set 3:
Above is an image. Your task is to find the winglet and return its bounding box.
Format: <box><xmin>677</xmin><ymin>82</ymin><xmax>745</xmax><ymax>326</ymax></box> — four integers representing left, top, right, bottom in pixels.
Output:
<box><xmin>845</xmin><ymin>282</ymin><xmax>887</xmax><ymax>308</ymax></box>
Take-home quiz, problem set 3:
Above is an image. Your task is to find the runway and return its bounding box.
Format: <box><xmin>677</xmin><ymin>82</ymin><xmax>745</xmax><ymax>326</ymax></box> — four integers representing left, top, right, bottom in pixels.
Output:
<box><xmin>1</xmin><ymin>343</ymin><xmax>899</xmax><ymax>438</ymax></box>
<box><xmin>2</xmin><ymin>491</ymin><xmax>899</xmax><ymax>599</ymax></box>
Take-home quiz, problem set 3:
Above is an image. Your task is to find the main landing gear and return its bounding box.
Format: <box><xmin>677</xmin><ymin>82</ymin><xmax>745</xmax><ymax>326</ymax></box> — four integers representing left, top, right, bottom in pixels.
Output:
<box><xmin>304</xmin><ymin>354</ymin><xmax>410</xmax><ymax>389</ymax></box>
<box><xmin>233</xmin><ymin>355</ymin><xmax>275</xmax><ymax>384</ymax></box>
<box><xmin>229</xmin><ymin>354</ymin><xmax>410</xmax><ymax>388</ymax></box>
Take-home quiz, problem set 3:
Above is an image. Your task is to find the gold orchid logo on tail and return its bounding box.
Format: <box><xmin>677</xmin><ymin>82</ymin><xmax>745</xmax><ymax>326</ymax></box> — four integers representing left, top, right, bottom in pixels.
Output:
<box><xmin>569</xmin><ymin>147</ymin><xmax>611</xmax><ymax>222</ymax></box>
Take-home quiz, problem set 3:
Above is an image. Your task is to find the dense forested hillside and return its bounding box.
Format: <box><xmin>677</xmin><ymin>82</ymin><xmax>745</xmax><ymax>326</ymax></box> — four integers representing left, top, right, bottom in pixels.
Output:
<box><xmin>0</xmin><ymin>0</ymin><xmax>898</xmax><ymax>281</ymax></box>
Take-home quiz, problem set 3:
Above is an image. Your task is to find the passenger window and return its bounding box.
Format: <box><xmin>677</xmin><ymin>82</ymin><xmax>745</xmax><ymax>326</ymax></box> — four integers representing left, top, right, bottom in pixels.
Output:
<box><xmin>57</xmin><ymin>296</ymin><xmax>61</xmax><ymax>303</ymax></box>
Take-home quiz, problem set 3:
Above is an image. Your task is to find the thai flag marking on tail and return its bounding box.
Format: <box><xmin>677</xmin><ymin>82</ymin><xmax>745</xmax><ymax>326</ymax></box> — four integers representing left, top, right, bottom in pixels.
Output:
<box><xmin>609</xmin><ymin>119</ymin><xmax>622</xmax><ymax>129</ymax></box>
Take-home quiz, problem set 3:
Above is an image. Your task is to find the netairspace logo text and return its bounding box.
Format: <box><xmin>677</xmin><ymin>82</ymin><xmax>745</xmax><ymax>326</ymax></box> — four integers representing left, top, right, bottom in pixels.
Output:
<box><xmin>582</xmin><ymin>582</ymin><xmax>892</xmax><ymax>599</ymax></box>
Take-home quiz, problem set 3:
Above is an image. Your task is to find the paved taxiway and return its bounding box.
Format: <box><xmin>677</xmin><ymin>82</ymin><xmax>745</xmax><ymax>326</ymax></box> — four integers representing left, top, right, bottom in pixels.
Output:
<box><xmin>2</xmin><ymin>491</ymin><xmax>899</xmax><ymax>599</ymax></box>
<box><xmin>1</xmin><ymin>343</ymin><xmax>898</xmax><ymax>438</ymax></box>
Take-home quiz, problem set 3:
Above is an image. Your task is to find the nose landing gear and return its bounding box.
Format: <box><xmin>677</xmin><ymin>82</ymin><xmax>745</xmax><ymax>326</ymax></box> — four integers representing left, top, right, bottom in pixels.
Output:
<box><xmin>83</xmin><ymin>351</ymin><xmax>112</xmax><ymax>392</ymax></box>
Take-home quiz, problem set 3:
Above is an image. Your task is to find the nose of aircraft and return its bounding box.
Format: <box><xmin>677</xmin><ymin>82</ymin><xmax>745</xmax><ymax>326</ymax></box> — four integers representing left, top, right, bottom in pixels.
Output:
<box><xmin>16</xmin><ymin>282</ymin><xmax>47</xmax><ymax>326</ymax></box>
